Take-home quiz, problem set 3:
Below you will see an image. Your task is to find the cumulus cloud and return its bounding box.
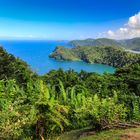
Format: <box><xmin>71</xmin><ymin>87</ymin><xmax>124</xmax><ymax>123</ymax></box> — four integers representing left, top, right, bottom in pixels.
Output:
<box><xmin>103</xmin><ymin>12</ymin><xmax>140</xmax><ymax>39</ymax></box>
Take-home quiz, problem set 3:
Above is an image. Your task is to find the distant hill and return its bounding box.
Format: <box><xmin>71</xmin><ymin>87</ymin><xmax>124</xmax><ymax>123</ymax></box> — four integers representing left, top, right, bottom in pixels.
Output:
<box><xmin>70</xmin><ymin>38</ymin><xmax>140</xmax><ymax>51</ymax></box>
<box><xmin>70</xmin><ymin>38</ymin><xmax>122</xmax><ymax>47</ymax></box>
<box><xmin>119</xmin><ymin>37</ymin><xmax>140</xmax><ymax>51</ymax></box>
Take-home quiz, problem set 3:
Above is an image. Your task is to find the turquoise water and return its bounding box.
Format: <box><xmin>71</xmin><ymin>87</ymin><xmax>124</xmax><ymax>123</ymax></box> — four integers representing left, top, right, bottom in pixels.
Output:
<box><xmin>0</xmin><ymin>40</ymin><xmax>116</xmax><ymax>75</ymax></box>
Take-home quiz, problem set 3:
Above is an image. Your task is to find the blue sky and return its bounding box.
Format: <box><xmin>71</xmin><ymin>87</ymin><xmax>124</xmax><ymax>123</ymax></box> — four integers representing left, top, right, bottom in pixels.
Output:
<box><xmin>0</xmin><ymin>0</ymin><xmax>140</xmax><ymax>40</ymax></box>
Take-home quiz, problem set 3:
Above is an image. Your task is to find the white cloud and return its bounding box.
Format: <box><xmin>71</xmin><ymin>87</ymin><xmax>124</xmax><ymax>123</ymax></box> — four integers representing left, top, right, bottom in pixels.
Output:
<box><xmin>128</xmin><ymin>12</ymin><xmax>140</xmax><ymax>29</ymax></box>
<box><xmin>102</xmin><ymin>12</ymin><xmax>140</xmax><ymax>39</ymax></box>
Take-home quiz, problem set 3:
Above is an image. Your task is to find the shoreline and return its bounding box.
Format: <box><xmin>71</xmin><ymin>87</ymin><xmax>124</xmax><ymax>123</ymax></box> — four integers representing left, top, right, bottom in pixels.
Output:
<box><xmin>125</xmin><ymin>49</ymin><xmax>140</xmax><ymax>54</ymax></box>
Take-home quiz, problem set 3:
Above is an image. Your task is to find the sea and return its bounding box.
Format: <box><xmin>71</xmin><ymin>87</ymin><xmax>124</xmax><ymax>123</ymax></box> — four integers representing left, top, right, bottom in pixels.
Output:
<box><xmin>0</xmin><ymin>40</ymin><xmax>116</xmax><ymax>75</ymax></box>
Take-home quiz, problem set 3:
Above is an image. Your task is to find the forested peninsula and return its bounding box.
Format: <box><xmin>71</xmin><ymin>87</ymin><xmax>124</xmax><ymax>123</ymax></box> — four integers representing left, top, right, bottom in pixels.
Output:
<box><xmin>50</xmin><ymin>46</ymin><xmax>140</xmax><ymax>67</ymax></box>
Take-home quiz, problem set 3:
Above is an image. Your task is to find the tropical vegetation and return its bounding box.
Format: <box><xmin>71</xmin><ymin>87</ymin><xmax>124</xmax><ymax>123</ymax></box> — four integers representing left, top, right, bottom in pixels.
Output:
<box><xmin>0</xmin><ymin>46</ymin><xmax>140</xmax><ymax>139</ymax></box>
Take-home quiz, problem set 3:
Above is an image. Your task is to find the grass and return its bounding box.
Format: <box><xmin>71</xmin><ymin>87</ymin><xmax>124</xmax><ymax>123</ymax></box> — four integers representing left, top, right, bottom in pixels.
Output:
<box><xmin>52</xmin><ymin>129</ymin><xmax>86</xmax><ymax>140</ymax></box>
<box><xmin>53</xmin><ymin>127</ymin><xmax>140</xmax><ymax>140</ymax></box>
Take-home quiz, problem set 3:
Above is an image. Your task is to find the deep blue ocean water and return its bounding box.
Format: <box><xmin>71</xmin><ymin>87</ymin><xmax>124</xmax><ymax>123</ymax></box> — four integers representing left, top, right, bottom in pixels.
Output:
<box><xmin>0</xmin><ymin>40</ymin><xmax>116</xmax><ymax>75</ymax></box>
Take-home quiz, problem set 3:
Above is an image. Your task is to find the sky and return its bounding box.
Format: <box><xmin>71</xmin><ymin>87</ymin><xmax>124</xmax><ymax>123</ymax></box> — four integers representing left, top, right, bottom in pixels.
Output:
<box><xmin>0</xmin><ymin>0</ymin><xmax>140</xmax><ymax>40</ymax></box>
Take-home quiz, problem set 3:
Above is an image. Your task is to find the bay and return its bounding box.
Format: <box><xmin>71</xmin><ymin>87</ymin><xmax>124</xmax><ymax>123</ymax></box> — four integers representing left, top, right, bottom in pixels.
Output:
<box><xmin>0</xmin><ymin>40</ymin><xmax>116</xmax><ymax>75</ymax></box>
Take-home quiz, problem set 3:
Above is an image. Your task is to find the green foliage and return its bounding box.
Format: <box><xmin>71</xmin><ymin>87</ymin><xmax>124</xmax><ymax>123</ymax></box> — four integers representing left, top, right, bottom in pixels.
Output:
<box><xmin>26</xmin><ymin>80</ymin><xmax>70</xmax><ymax>139</ymax></box>
<box><xmin>115</xmin><ymin>63</ymin><xmax>140</xmax><ymax>96</ymax></box>
<box><xmin>132</xmin><ymin>97</ymin><xmax>140</xmax><ymax>121</ymax></box>
<box><xmin>75</xmin><ymin>94</ymin><xmax>127</xmax><ymax>130</ymax></box>
<box><xmin>59</xmin><ymin>80</ymin><xmax>67</xmax><ymax>103</ymax></box>
<box><xmin>0</xmin><ymin>46</ymin><xmax>140</xmax><ymax>139</ymax></box>
<box><xmin>0</xmin><ymin>80</ymin><xmax>37</xmax><ymax>139</ymax></box>
<box><xmin>0</xmin><ymin>79</ymin><xmax>70</xmax><ymax>139</ymax></box>
<box><xmin>0</xmin><ymin>47</ymin><xmax>37</xmax><ymax>86</ymax></box>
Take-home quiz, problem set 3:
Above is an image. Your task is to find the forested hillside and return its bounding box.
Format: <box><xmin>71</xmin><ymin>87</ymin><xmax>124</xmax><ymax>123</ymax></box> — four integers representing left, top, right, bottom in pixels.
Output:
<box><xmin>0</xmin><ymin>46</ymin><xmax>140</xmax><ymax>139</ymax></box>
<box><xmin>120</xmin><ymin>37</ymin><xmax>140</xmax><ymax>51</ymax></box>
<box><xmin>70</xmin><ymin>37</ymin><xmax>140</xmax><ymax>51</ymax></box>
<box><xmin>50</xmin><ymin>46</ymin><xmax>140</xmax><ymax>67</ymax></box>
<box><xmin>0</xmin><ymin>46</ymin><xmax>37</xmax><ymax>85</ymax></box>
<box><xmin>70</xmin><ymin>38</ymin><xmax>122</xmax><ymax>47</ymax></box>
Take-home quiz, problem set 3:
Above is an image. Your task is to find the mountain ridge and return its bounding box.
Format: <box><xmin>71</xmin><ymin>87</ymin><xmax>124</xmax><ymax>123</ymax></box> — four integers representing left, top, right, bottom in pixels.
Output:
<box><xmin>69</xmin><ymin>37</ymin><xmax>140</xmax><ymax>51</ymax></box>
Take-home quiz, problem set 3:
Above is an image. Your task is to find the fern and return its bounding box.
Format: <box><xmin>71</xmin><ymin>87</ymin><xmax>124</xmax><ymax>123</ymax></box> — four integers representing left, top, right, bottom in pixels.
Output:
<box><xmin>58</xmin><ymin>80</ymin><xmax>67</xmax><ymax>103</ymax></box>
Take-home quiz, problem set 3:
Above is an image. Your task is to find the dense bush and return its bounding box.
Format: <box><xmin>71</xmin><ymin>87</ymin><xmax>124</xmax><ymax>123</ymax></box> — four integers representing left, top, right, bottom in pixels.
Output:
<box><xmin>0</xmin><ymin>47</ymin><xmax>37</xmax><ymax>86</ymax></box>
